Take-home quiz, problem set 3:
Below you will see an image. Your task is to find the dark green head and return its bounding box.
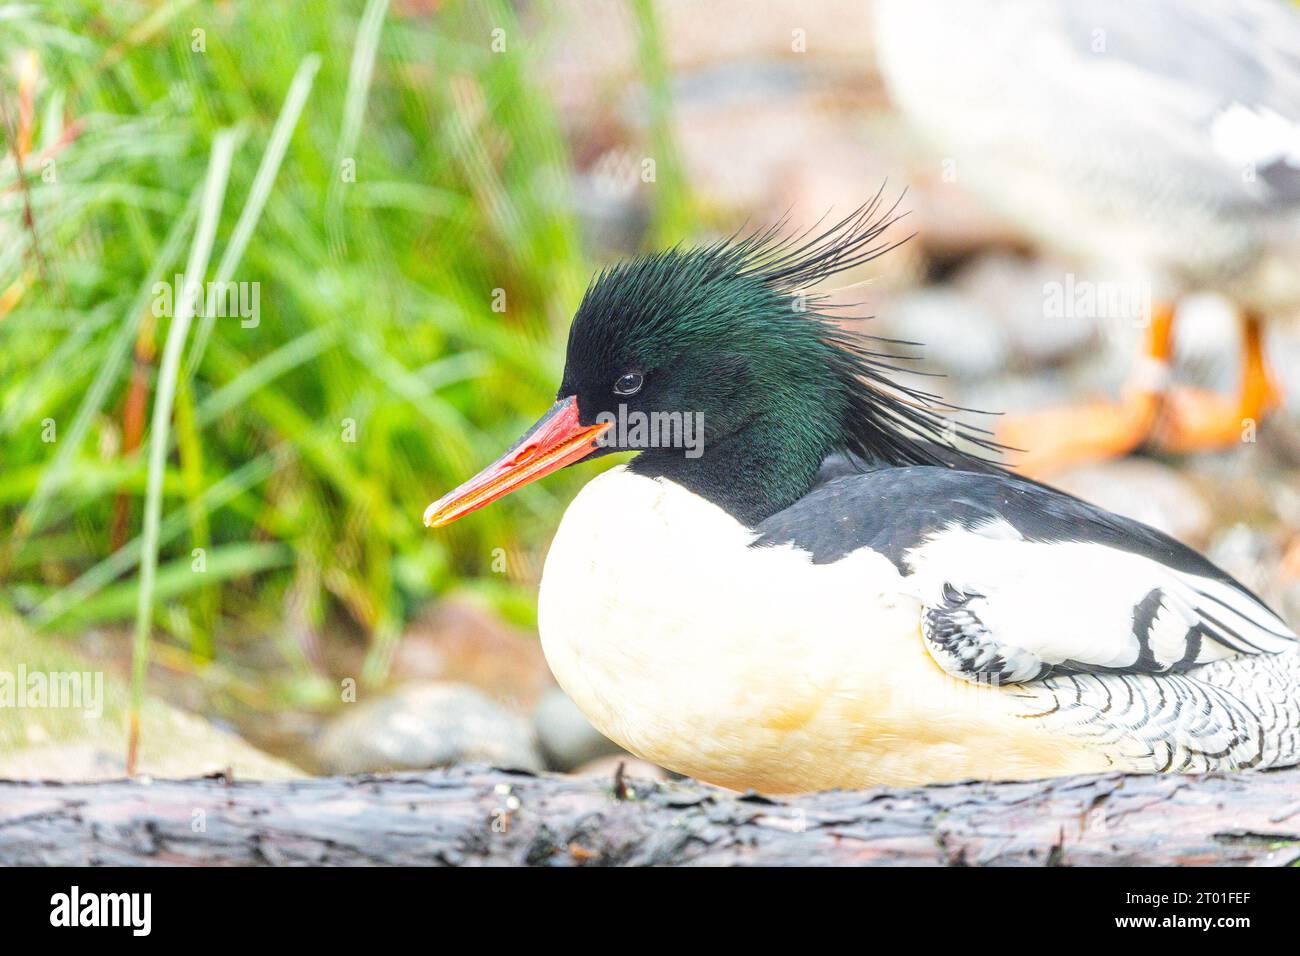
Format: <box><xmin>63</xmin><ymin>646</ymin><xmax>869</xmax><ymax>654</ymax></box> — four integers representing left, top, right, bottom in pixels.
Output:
<box><xmin>425</xmin><ymin>197</ymin><xmax>996</xmax><ymax>531</ymax></box>
<box><xmin>561</xmin><ymin>243</ymin><xmax>850</xmax><ymax>469</ymax></box>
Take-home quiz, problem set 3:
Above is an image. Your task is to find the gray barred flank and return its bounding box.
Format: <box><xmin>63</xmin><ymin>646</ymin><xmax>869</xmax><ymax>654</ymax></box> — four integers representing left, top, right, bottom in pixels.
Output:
<box><xmin>1016</xmin><ymin>649</ymin><xmax>1300</xmax><ymax>773</ymax></box>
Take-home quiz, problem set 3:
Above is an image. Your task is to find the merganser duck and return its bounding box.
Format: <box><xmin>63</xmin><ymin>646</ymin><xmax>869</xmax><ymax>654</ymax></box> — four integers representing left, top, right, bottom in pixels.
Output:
<box><xmin>424</xmin><ymin>204</ymin><xmax>1300</xmax><ymax>793</ymax></box>
<box><xmin>874</xmin><ymin>0</ymin><xmax>1297</xmax><ymax>475</ymax></box>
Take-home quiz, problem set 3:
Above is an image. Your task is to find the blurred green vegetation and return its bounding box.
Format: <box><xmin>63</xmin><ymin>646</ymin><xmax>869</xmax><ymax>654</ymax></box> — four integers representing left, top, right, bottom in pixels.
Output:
<box><xmin>0</xmin><ymin>0</ymin><xmax>688</xmax><ymax>701</ymax></box>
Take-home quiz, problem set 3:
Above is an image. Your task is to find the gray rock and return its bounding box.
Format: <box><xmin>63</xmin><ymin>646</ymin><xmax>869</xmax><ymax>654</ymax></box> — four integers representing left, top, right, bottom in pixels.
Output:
<box><xmin>877</xmin><ymin>288</ymin><xmax>1008</xmax><ymax>380</ymax></box>
<box><xmin>0</xmin><ymin>615</ymin><xmax>304</xmax><ymax>782</ymax></box>
<box><xmin>315</xmin><ymin>682</ymin><xmax>542</xmax><ymax>774</ymax></box>
<box><xmin>1050</xmin><ymin>459</ymin><xmax>1212</xmax><ymax>545</ymax></box>
<box><xmin>954</xmin><ymin>254</ymin><xmax>1098</xmax><ymax>366</ymax></box>
<box><xmin>533</xmin><ymin>687</ymin><xmax>622</xmax><ymax>772</ymax></box>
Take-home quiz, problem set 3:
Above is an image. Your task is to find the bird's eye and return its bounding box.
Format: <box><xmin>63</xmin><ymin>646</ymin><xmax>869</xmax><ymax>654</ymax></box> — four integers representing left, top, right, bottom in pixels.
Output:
<box><xmin>613</xmin><ymin>372</ymin><xmax>643</xmax><ymax>396</ymax></box>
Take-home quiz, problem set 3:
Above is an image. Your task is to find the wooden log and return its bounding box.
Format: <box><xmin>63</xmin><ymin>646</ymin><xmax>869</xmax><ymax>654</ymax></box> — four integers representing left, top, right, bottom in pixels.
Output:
<box><xmin>1</xmin><ymin>764</ymin><xmax>1298</xmax><ymax>866</ymax></box>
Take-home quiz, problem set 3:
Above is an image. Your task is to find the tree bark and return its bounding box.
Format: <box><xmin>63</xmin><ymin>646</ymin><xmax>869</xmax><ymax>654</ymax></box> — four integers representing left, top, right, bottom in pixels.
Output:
<box><xmin>2</xmin><ymin>765</ymin><xmax>1299</xmax><ymax>866</ymax></box>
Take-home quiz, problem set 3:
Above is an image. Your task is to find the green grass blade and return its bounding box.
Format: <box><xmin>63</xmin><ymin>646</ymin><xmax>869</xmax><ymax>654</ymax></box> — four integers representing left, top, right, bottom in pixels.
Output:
<box><xmin>127</xmin><ymin>128</ymin><xmax>240</xmax><ymax>773</ymax></box>
<box><xmin>185</xmin><ymin>53</ymin><xmax>323</xmax><ymax>385</ymax></box>
<box><xmin>326</xmin><ymin>0</ymin><xmax>389</xmax><ymax>256</ymax></box>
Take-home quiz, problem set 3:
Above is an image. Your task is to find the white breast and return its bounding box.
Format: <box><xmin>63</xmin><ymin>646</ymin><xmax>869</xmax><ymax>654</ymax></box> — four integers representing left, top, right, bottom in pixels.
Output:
<box><xmin>536</xmin><ymin>466</ymin><xmax>1110</xmax><ymax>792</ymax></box>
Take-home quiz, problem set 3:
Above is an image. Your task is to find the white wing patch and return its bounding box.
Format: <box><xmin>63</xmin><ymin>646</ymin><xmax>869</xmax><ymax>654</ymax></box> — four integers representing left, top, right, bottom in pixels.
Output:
<box><xmin>1210</xmin><ymin>102</ymin><xmax>1300</xmax><ymax>170</ymax></box>
<box><xmin>1147</xmin><ymin>594</ymin><xmax>1197</xmax><ymax>667</ymax></box>
<box><xmin>904</xmin><ymin>518</ymin><xmax>1296</xmax><ymax>686</ymax></box>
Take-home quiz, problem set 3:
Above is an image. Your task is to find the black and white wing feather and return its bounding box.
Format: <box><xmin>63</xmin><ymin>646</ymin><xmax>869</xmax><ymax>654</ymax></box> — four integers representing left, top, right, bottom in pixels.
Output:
<box><xmin>904</xmin><ymin>515</ymin><xmax>1294</xmax><ymax>685</ymax></box>
<box><xmin>756</xmin><ymin>465</ymin><xmax>1298</xmax><ymax>687</ymax></box>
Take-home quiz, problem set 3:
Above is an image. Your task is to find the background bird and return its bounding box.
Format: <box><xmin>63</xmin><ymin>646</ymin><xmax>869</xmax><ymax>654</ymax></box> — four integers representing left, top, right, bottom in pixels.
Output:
<box><xmin>874</xmin><ymin>0</ymin><xmax>1300</xmax><ymax>475</ymax></box>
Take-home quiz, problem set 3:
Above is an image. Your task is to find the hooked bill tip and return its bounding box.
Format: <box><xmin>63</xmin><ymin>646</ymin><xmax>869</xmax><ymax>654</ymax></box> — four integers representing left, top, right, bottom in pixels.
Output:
<box><xmin>422</xmin><ymin>499</ymin><xmax>447</xmax><ymax>527</ymax></box>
